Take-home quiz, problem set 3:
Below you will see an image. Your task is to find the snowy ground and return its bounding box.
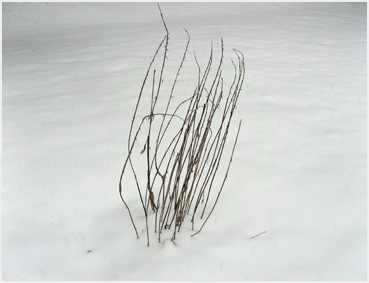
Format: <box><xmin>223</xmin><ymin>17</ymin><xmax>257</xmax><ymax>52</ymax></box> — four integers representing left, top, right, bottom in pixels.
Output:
<box><xmin>2</xmin><ymin>2</ymin><xmax>367</xmax><ymax>281</ymax></box>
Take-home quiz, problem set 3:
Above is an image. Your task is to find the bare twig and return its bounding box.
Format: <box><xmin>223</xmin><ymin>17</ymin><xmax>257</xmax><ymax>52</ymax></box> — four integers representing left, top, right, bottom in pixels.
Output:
<box><xmin>251</xmin><ymin>231</ymin><xmax>266</xmax><ymax>239</ymax></box>
<box><xmin>119</xmin><ymin>5</ymin><xmax>245</xmax><ymax>244</ymax></box>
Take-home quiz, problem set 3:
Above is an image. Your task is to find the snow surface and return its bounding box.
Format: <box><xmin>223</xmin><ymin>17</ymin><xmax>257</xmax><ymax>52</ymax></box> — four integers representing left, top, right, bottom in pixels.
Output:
<box><xmin>2</xmin><ymin>2</ymin><xmax>367</xmax><ymax>280</ymax></box>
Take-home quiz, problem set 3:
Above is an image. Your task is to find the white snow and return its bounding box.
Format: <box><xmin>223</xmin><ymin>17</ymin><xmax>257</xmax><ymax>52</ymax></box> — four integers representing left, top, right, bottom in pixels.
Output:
<box><xmin>2</xmin><ymin>2</ymin><xmax>366</xmax><ymax>280</ymax></box>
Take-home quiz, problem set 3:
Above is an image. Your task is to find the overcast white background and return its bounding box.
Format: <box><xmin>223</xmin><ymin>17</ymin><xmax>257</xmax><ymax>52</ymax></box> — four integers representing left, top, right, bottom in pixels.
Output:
<box><xmin>2</xmin><ymin>2</ymin><xmax>367</xmax><ymax>280</ymax></box>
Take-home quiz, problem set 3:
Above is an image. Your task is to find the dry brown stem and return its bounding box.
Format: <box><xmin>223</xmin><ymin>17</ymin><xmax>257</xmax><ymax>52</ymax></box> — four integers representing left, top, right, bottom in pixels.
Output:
<box><xmin>119</xmin><ymin>5</ymin><xmax>245</xmax><ymax>245</ymax></box>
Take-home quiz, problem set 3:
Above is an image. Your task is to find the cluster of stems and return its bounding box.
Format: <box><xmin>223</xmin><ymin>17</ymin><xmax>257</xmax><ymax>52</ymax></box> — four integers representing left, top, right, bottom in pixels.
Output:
<box><xmin>119</xmin><ymin>6</ymin><xmax>245</xmax><ymax>246</ymax></box>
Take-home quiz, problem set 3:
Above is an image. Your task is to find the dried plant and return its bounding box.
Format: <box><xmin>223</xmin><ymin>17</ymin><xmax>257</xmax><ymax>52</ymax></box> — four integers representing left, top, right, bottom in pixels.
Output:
<box><xmin>119</xmin><ymin>5</ymin><xmax>245</xmax><ymax>246</ymax></box>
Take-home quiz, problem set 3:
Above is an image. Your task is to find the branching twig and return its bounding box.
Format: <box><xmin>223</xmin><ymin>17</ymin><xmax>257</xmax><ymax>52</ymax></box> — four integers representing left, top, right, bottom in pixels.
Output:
<box><xmin>119</xmin><ymin>5</ymin><xmax>245</xmax><ymax>244</ymax></box>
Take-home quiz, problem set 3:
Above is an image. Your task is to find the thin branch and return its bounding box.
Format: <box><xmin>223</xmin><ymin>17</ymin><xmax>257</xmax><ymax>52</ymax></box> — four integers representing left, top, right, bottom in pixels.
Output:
<box><xmin>119</xmin><ymin>5</ymin><xmax>245</xmax><ymax>244</ymax></box>
<box><xmin>192</xmin><ymin>120</ymin><xmax>242</xmax><ymax>237</ymax></box>
<box><xmin>251</xmin><ymin>231</ymin><xmax>266</xmax><ymax>239</ymax></box>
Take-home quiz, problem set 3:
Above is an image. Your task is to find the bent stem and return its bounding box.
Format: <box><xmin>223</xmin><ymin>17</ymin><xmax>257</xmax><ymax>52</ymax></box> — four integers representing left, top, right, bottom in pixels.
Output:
<box><xmin>119</xmin><ymin>5</ymin><xmax>245</xmax><ymax>243</ymax></box>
